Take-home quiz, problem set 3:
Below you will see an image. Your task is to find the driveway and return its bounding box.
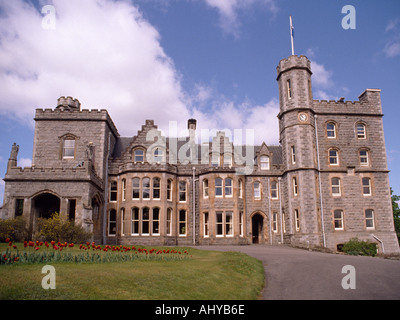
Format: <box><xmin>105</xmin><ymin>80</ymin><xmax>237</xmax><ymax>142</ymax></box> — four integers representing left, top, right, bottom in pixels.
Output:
<box><xmin>195</xmin><ymin>245</ymin><xmax>400</xmax><ymax>300</ymax></box>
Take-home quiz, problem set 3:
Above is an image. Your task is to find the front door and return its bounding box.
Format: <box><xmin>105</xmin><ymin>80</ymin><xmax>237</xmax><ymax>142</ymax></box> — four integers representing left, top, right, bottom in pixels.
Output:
<box><xmin>252</xmin><ymin>214</ymin><xmax>263</xmax><ymax>244</ymax></box>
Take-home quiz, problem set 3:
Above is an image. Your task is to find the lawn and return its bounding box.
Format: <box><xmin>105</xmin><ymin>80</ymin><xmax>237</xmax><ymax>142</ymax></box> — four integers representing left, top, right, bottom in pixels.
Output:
<box><xmin>0</xmin><ymin>243</ymin><xmax>264</xmax><ymax>300</ymax></box>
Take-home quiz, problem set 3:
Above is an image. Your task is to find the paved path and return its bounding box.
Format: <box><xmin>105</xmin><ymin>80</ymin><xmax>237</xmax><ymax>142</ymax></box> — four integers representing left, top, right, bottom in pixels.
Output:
<box><xmin>195</xmin><ymin>245</ymin><xmax>400</xmax><ymax>300</ymax></box>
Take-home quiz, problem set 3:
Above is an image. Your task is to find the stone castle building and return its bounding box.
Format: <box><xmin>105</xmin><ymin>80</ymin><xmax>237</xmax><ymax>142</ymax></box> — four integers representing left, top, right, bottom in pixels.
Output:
<box><xmin>1</xmin><ymin>55</ymin><xmax>399</xmax><ymax>253</ymax></box>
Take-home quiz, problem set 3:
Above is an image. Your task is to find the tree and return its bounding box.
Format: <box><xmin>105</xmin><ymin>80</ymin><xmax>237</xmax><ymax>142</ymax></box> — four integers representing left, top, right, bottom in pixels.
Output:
<box><xmin>391</xmin><ymin>188</ymin><xmax>400</xmax><ymax>243</ymax></box>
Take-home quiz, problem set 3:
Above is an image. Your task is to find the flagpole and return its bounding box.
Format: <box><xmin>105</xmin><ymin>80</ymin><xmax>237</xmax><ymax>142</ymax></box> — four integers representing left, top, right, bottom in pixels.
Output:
<box><xmin>290</xmin><ymin>15</ymin><xmax>295</xmax><ymax>56</ymax></box>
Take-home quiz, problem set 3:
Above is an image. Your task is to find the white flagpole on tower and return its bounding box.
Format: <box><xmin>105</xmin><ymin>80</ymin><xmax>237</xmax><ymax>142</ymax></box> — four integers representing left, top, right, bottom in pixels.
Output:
<box><xmin>290</xmin><ymin>15</ymin><xmax>295</xmax><ymax>56</ymax></box>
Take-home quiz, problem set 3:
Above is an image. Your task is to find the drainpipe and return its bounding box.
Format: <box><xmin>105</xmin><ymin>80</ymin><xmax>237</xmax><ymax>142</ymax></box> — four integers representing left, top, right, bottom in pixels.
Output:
<box><xmin>278</xmin><ymin>177</ymin><xmax>283</xmax><ymax>244</ymax></box>
<box><xmin>102</xmin><ymin>133</ymin><xmax>111</xmax><ymax>245</ymax></box>
<box><xmin>192</xmin><ymin>167</ymin><xmax>197</xmax><ymax>245</ymax></box>
<box><xmin>268</xmin><ymin>178</ymin><xmax>272</xmax><ymax>245</ymax></box>
<box><xmin>314</xmin><ymin>115</ymin><xmax>327</xmax><ymax>248</ymax></box>
<box><xmin>372</xmin><ymin>234</ymin><xmax>384</xmax><ymax>254</ymax></box>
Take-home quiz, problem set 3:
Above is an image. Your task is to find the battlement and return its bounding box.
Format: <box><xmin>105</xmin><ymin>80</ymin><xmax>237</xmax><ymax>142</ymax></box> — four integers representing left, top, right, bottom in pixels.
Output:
<box><xmin>313</xmin><ymin>89</ymin><xmax>382</xmax><ymax>115</ymax></box>
<box><xmin>276</xmin><ymin>55</ymin><xmax>312</xmax><ymax>79</ymax></box>
<box><xmin>57</xmin><ymin>96</ymin><xmax>81</xmax><ymax>111</ymax></box>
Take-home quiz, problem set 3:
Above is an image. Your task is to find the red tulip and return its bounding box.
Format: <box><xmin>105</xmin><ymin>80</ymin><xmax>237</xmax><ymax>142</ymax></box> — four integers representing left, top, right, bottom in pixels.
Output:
<box><xmin>5</xmin><ymin>238</ymin><xmax>10</xmax><ymax>243</ymax></box>
<box><xmin>24</xmin><ymin>241</ymin><xmax>28</xmax><ymax>248</ymax></box>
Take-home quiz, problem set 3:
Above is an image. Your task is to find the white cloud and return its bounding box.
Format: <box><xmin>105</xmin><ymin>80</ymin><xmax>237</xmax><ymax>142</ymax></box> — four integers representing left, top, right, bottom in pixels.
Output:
<box><xmin>0</xmin><ymin>0</ymin><xmax>190</xmax><ymax>135</ymax></box>
<box><xmin>384</xmin><ymin>18</ymin><xmax>400</xmax><ymax>58</ymax></box>
<box><xmin>0</xmin><ymin>0</ymin><xmax>279</xmax><ymax>150</ymax></box>
<box><xmin>203</xmin><ymin>0</ymin><xmax>278</xmax><ymax>37</ymax></box>
<box><xmin>310</xmin><ymin>60</ymin><xmax>333</xmax><ymax>88</ymax></box>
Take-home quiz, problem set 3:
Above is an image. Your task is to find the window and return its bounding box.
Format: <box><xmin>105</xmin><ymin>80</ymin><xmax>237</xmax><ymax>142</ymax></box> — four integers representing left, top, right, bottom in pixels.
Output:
<box><xmin>239</xmin><ymin>212</ymin><xmax>244</xmax><ymax>237</ymax></box>
<box><xmin>216</xmin><ymin>212</ymin><xmax>233</xmax><ymax>237</ymax></box>
<box><xmin>334</xmin><ymin>209</ymin><xmax>344</xmax><ymax>230</ymax></box>
<box><xmin>271</xmin><ymin>181</ymin><xmax>278</xmax><ymax>199</ymax></box>
<box><xmin>331</xmin><ymin>177</ymin><xmax>341</xmax><ymax>196</ymax></box>
<box><xmin>360</xmin><ymin>150</ymin><xmax>369</xmax><ymax>166</ymax></box>
<box><xmin>329</xmin><ymin>149</ymin><xmax>339</xmax><ymax>165</ymax></box>
<box><xmin>293</xmin><ymin>177</ymin><xmax>298</xmax><ymax>196</ymax></box>
<box><xmin>294</xmin><ymin>209</ymin><xmax>300</xmax><ymax>232</ymax></box>
<box><xmin>132</xmin><ymin>178</ymin><xmax>140</xmax><ymax>199</ymax></box>
<box><xmin>122</xmin><ymin>179</ymin><xmax>126</xmax><ymax>201</ymax></box>
<box><xmin>273</xmin><ymin>213</ymin><xmax>278</xmax><ymax>233</ymax></box>
<box><xmin>179</xmin><ymin>210</ymin><xmax>187</xmax><ymax>236</ymax></box>
<box><xmin>203</xmin><ymin>179</ymin><xmax>209</xmax><ymax>198</ymax></box>
<box><xmin>110</xmin><ymin>181</ymin><xmax>117</xmax><ymax>202</ymax></box>
<box><xmin>153</xmin><ymin>148</ymin><xmax>163</xmax><ymax>163</ymax></box>
<box><xmin>15</xmin><ymin>199</ymin><xmax>24</xmax><ymax>217</ymax></box>
<box><xmin>225</xmin><ymin>178</ymin><xmax>233</xmax><ymax>197</ymax></box>
<box><xmin>142</xmin><ymin>207</ymin><xmax>150</xmax><ymax>235</ymax></box>
<box><xmin>179</xmin><ymin>181</ymin><xmax>187</xmax><ymax>202</ymax></box>
<box><xmin>152</xmin><ymin>208</ymin><xmax>160</xmax><ymax>235</ymax></box>
<box><xmin>260</xmin><ymin>156</ymin><xmax>270</xmax><ymax>170</ymax></box>
<box><xmin>134</xmin><ymin>149</ymin><xmax>145</xmax><ymax>162</ymax></box>
<box><xmin>327</xmin><ymin>122</ymin><xmax>336</xmax><ymax>138</ymax></box>
<box><xmin>153</xmin><ymin>178</ymin><xmax>160</xmax><ymax>199</ymax></box>
<box><xmin>166</xmin><ymin>208</ymin><xmax>172</xmax><ymax>236</ymax></box>
<box><xmin>282</xmin><ymin>213</ymin><xmax>286</xmax><ymax>233</ymax></box>
<box><xmin>203</xmin><ymin>212</ymin><xmax>209</xmax><ymax>237</ymax></box>
<box><xmin>291</xmin><ymin>146</ymin><xmax>296</xmax><ymax>164</ymax></box>
<box><xmin>68</xmin><ymin>199</ymin><xmax>76</xmax><ymax>221</ymax></box>
<box><xmin>167</xmin><ymin>179</ymin><xmax>172</xmax><ymax>201</ymax></box>
<box><xmin>216</xmin><ymin>212</ymin><xmax>223</xmax><ymax>236</ymax></box>
<box><xmin>225</xmin><ymin>212</ymin><xmax>233</xmax><ymax>237</ymax></box>
<box><xmin>365</xmin><ymin>209</ymin><xmax>375</xmax><ymax>229</ymax></box>
<box><xmin>121</xmin><ymin>208</ymin><xmax>126</xmax><ymax>236</ymax></box>
<box><xmin>357</xmin><ymin>123</ymin><xmax>366</xmax><ymax>139</ymax></box>
<box><xmin>142</xmin><ymin>178</ymin><xmax>150</xmax><ymax>199</ymax></box>
<box><xmin>254</xmin><ymin>181</ymin><xmax>261</xmax><ymax>200</ymax></box>
<box><xmin>63</xmin><ymin>139</ymin><xmax>75</xmax><ymax>159</ymax></box>
<box><xmin>132</xmin><ymin>207</ymin><xmax>139</xmax><ymax>235</ymax></box>
<box><xmin>108</xmin><ymin>210</ymin><xmax>117</xmax><ymax>236</ymax></box>
<box><xmin>239</xmin><ymin>179</ymin><xmax>243</xmax><ymax>199</ymax></box>
<box><xmin>362</xmin><ymin>178</ymin><xmax>371</xmax><ymax>196</ymax></box>
<box><xmin>287</xmin><ymin>79</ymin><xmax>292</xmax><ymax>99</ymax></box>
<box><xmin>215</xmin><ymin>178</ymin><xmax>223</xmax><ymax>197</ymax></box>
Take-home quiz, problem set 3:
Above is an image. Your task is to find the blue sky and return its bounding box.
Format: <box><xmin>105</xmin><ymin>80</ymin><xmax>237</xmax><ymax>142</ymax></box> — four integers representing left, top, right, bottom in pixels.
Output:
<box><xmin>0</xmin><ymin>0</ymin><xmax>400</xmax><ymax>203</ymax></box>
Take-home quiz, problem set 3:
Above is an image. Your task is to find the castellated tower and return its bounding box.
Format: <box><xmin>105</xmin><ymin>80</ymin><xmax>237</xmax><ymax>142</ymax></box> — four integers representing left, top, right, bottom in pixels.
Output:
<box><xmin>277</xmin><ymin>55</ymin><xmax>322</xmax><ymax>248</ymax></box>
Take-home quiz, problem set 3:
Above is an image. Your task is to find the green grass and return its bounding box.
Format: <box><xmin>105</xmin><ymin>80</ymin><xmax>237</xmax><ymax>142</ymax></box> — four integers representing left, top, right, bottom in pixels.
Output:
<box><xmin>0</xmin><ymin>244</ymin><xmax>264</xmax><ymax>300</ymax></box>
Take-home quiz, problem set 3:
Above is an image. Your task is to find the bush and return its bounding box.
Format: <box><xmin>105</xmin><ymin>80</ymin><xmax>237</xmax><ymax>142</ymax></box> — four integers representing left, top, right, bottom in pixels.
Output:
<box><xmin>36</xmin><ymin>213</ymin><xmax>92</xmax><ymax>244</ymax></box>
<box><xmin>341</xmin><ymin>237</ymin><xmax>377</xmax><ymax>257</ymax></box>
<box><xmin>0</xmin><ymin>217</ymin><xmax>29</xmax><ymax>242</ymax></box>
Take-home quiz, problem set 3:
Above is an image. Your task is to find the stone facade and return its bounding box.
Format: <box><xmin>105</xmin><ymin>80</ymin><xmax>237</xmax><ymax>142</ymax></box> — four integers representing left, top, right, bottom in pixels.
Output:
<box><xmin>1</xmin><ymin>55</ymin><xmax>399</xmax><ymax>253</ymax></box>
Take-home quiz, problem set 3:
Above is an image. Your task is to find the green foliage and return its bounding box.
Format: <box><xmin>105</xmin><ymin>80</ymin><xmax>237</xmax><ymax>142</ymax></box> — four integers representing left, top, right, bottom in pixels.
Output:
<box><xmin>0</xmin><ymin>217</ymin><xmax>29</xmax><ymax>242</ymax></box>
<box><xmin>391</xmin><ymin>188</ymin><xmax>400</xmax><ymax>243</ymax></box>
<box><xmin>342</xmin><ymin>237</ymin><xmax>377</xmax><ymax>257</ymax></box>
<box><xmin>36</xmin><ymin>213</ymin><xmax>92</xmax><ymax>243</ymax></box>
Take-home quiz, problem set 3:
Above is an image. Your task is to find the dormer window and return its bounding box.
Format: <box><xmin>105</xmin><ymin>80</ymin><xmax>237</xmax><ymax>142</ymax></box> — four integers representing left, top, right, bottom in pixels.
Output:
<box><xmin>260</xmin><ymin>156</ymin><xmax>270</xmax><ymax>170</ymax></box>
<box><xmin>134</xmin><ymin>149</ymin><xmax>145</xmax><ymax>162</ymax></box>
<box><xmin>153</xmin><ymin>148</ymin><xmax>164</xmax><ymax>163</ymax></box>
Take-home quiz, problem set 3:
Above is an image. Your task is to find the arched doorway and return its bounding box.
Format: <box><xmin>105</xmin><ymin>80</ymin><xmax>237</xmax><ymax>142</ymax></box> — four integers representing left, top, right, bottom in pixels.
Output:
<box><xmin>252</xmin><ymin>213</ymin><xmax>264</xmax><ymax>244</ymax></box>
<box><xmin>32</xmin><ymin>193</ymin><xmax>60</xmax><ymax>219</ymax></box>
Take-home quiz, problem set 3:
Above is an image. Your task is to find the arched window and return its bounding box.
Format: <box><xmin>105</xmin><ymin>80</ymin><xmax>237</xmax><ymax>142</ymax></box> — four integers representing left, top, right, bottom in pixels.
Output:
<box><xmin>167</xmin><ymin>179</ymin><xmax>173</xmax><ymax>201</ymax></box>
<box><xmin>142</xmin><ymin>178</ymin><xmax>150</xmax><ymax>199</ymax></box>
<box><xmin>225</xmin><ymin>178</ymin><xmax>233</xmax><ymax>197</ymax></box>
<box><xmin>108</xmin><ymin>210</ymin><xmax>117</xmax><ymax>236</ymax></box>
<box><xmin>142</xmin><ymin>207</ymin><xmax>150</xmax><ymax>235</ymax></box>
<box><xmin>132</xmin><ymin>178</ymin><xmax>140</xmax><ymax>200</ymax></box>
<box><xmin>166</xmin><ymin>208</ymin><xmax>172</xmax><ymax>236</ymax></box>
<box><xmin>152</xmin><ymin>208</ymin><xmax>160</xmax><ymax>235</ymax></box>
<box><xmin>110</xmin><ymin>181</ymin><xmax>118</xmax><ymax>202</ymax></box>
<box><xmin>356</xmin><ymin>123</ymin><xmax>366</xmax><ymax>139</ymax></box>
<box><xmin>131</xmin><ymin>207</ymin><xmax>139</xmax><ymax>235</ymax></box>
<box><xmin>133</xmin><ymin>148</ymin><xmax>145</xmax><ymax>162</ymax></box>
<box><xmin>153</xmin><ymin>178</ymin><xmax>160</xmax><ymax>199</ymax></box>
<box><xmin>215</xmin><ymin>178</ymin><xmax>223</xmax><ymax>197</ymax></box>
<box><xmin>327</xmin><ymin>122</ymin><xmax>336</xmax><ymax>138</ymax></box>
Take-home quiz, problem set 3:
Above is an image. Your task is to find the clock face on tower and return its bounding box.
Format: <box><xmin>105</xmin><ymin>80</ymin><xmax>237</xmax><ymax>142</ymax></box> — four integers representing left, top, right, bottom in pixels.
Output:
<box><xmin>298</xmin><ymin>112</ymin><xmax>308</xmax><ymax>122</ymax></box>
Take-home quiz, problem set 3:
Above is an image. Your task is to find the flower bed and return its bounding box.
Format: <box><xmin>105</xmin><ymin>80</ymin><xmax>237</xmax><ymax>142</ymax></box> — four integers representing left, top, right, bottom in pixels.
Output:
<box><xmin>1</xmin><ymin>238</ymin><xmax>191</xmax><ymax>265</ymax></box>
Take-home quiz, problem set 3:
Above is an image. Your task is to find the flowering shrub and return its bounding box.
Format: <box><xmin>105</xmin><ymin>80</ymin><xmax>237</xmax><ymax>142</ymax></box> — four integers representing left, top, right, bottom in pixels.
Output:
<box><xmin>0</xmin><ymin>238</ymin><xmax>191</xmax><ymax>265</ymax></box>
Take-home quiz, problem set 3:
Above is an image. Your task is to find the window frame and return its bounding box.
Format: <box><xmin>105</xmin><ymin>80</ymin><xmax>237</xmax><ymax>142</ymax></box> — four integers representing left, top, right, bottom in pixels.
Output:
<box><xmin>142</xmin><ymin>207</ymin><xmax>150</xmax><ymax>236</ymax></box>
<box><xmin>328</xmin><ymin>148</ymin><xmax>339</xmax><ymax>166</ymax></box>
<box><xmin>331</xmin><ymin>177</ymin><xmax>341</xmax><ymax>197</ymax></box>
<box><xmin>142</xmin><ymin>177</ymin><xmax>150</xmax><ymax>200</ymax></box>
<box><xmin>326</xmin><ymin>122</ymin><xmax>336</xmax><ymax>139</ymax></box>
<box><xmin>362</xmin><ymin>177</ymin><xmax>372</xmax><ymax>196</ymax></box>
<box><xmin>179</xmin><ymin>210</ymin><xmax>187</xmax><ymax>236</ymax></box>
<box><xmin>179</xmin><ymin>181</ymin><xmax>187</xmax><ymax>202</ymax></box>
<box><xmin>108</xmin><ymin>210</ymin><xmax>117</xmax><ymax>236</ymax></box>
<box><xmin>333</xmin><ymin>209</ymin><xmax>344</xmax><ymax>230</ymax></box>
<box><xmin>356</xmin><ymin>123</ymin><xmax>366</xmax><ymax>139</ymax></box>
<box><xmin>203</xmin><ymin>179</ymin><xmax>209</xmax><ymax>199</ymax></box>
<box><xmin>225</xmin><ymin>178</ymin><xmax>233</xmax><ymax>197</ymax></box>
<box><xmin>215</xmin><ymin>178</ymin><xmax>223</xmax><ymax>198</ymax></box>
<box><xmin>365</xmin><ymin>209</ymin><xmax>375</xmax><ymax>230</ymax></box>
<box><xmin>132</xmin><ymin>177</ymin><xmax>140</xmax><ymax>200</ymax></box>
<box><xmin>152</xmin><ymin>177</ymin><xmax>161</xmax><ymax>200</ymax></box>
<box><xmin>254</xmin><ymin>181</ymin><xmax>261</xmax><ymax>200</ymax></box>
<box><xmin>271</xmin><ymin>180</ymin><xmax>279</xmax><ymax>199</ymax></box>
<box><xmin>62</xmin><ymin>139</ymin><xmax>76</xmax><ymax>159</ymax></box>
<box><xmin>294</xmin><ymin>209</ymin><xmax>300</xmax><ymax>232</ymax></box>
<box><xmin>203</xmin><ymin>212</ymin><xmax>209</xmax><ymax>238</ymax></box>
<box><xmin>166</xmin><ymin>208</ymin><xmax>172</xmax><ymax>236</ymax></box>
<box><xmin>260</xmin><ymin>155</ymin><xmax>270</xmax><ymax>170</ymax></box>
<box><xmin>152</xmin><ymin>207</ymin><xmax>160</xmax><ymax>236</ymax></box>
<box><xmin>110</xmin><ymin>181</ymin><xmax>118</xmax><ymax>202</ymax></box>
<box><xmin>131</xmin><ymin>207</ymin><xmax>139</xmax><ymax>236</ymax></box>
<box><xmin>133</xmin><ymin>148</ymin><xmax>145</xmax><ymax>163</ymax></box>
<box><xmin>359</xmin><ymin>149</ymin><xmax>369</xmax><ymax>167</ymax></box>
